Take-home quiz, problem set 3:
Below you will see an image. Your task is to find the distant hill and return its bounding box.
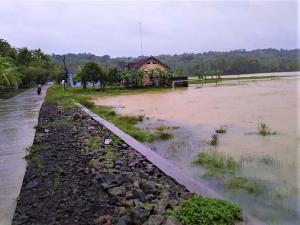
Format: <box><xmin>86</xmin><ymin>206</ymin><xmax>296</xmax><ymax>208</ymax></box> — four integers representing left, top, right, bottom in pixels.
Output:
<box><xmin>51</xmin><ymin>49</ymin><xmax>300</xmax><ymax>76</ymax></box>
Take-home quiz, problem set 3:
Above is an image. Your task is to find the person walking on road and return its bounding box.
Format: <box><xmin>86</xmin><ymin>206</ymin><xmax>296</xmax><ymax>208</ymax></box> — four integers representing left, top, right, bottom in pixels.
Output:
<box><xmin>37</xmin><ymin>85</ymin><xmax>42</xmax><ymax>95</ymax></box>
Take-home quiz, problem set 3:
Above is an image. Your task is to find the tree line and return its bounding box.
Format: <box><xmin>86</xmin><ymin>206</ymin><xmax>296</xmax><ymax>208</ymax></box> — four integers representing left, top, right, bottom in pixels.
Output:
<box><xmin>0</xmin><ymin>39</ymin><xmax>65</xmax><ymax>96</ymax></box>
<box><xmin>75</xmin><ymin>61</ymin><xmax>174</xmax><ymax>89</ymax></box>
<box><xmin>52</xmin><ymin>48</ymin><xmax>299</xmax><ymax>77</ymax></box>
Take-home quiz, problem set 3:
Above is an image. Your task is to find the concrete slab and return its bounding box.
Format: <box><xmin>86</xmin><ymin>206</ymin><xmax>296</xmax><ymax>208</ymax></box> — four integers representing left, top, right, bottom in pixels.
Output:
<box><xmin>0</xmin><ymin>87</ymin><xmax>48</xmax><ymax>225</ymax></box>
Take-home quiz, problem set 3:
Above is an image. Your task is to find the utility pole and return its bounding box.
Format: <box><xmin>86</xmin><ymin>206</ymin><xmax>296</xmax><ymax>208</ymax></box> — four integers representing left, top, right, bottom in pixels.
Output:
<box><xmin>139</xmin><ymin>22</ymin><xmax>144</xmax><ymax>58</ymax></box>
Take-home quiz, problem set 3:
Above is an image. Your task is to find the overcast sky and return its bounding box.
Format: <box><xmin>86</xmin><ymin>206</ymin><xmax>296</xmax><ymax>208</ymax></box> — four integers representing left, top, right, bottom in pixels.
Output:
<box><xmin>0</xmin><ymin>0</ymin><xmax>298</xmax><ymax>57</ymax></box>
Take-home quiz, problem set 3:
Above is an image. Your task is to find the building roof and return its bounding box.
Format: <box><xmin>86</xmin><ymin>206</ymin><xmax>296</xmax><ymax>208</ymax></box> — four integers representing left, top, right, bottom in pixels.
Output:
<box><xmin>122</xmin><ymin>56</ymin><xmax>170</xmax><ymax>71</ymax></box>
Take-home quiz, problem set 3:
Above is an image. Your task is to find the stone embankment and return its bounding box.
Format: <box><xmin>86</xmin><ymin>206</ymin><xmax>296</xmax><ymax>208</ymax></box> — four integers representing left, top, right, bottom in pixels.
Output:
<box><xmin>13</xmin><ymin>102</ymin><xmax>191</xmax><ymax>225</ymax></box>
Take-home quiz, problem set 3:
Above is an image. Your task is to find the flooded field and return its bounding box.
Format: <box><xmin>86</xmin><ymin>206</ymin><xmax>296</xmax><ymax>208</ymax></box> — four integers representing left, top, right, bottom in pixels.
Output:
<box><xmin>94</xmin><ymin>73</ymin><xmax>300</xmax><ymax>225</ymax></box>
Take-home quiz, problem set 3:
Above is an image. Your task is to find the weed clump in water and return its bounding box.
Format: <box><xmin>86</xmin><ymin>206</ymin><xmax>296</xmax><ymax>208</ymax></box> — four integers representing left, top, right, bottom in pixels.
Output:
<box><xmin>258</xmin><ymin>123</ymin><xmax>277</xmax><ymax>136</ymax></box>
<box><xmin>166</xmin><ymin>194</ymin><xmax>243</xmax><ymax>225</ymax></box>
<box><xmin>193</xmin><ymin>151</ymin><xmax>240</xmax><ymax>175</ymax></box>
<box><xmin>225</xmin><ymin>176</ymin><xmax>265</xmax><ymax>195</ymax></box>
<box><xmin>209</xmin><ymin>134</ymin><xmax>219</xmax><ymax>146</ymax></box>
<box><xmin>215</xmin><ymin>127</ymin><xmax>226</xmax><ymax>134</ymax></box>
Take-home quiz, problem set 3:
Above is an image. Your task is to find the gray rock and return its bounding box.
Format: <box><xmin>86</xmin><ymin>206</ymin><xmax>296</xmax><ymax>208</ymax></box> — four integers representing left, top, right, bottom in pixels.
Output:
<box><xmin>164</xmin><ymin>217</ymin><xmax>182</xmax><ymax>225</ymax></box>
<box><xmin>154</xmin><ymin>198</ymin><xmax>169</xmax><ymax>214</ymax></box>
<box><xmin>133</xmin><ymin>180</ymin><xmax>140</xmax><ymax>189</ymax></box>
<box><xmin>88</xmin><ymin>159</ymin><xmax>101</xmax><ymax>170</ymax></box>
<box><xmin>133</xmin><ymin>189</ymin><xmax>146</xmax><ymax>203</ymax></box>
<box><xmin>25</xmin><ymin>181</ymin><xmax>39</xmax><ymax>190</ymax></box>
<box><xmin>143</xmin><ymin>215</ymin><xmax>165</xmax><ymax>225</ymax></box>
<box><xmin>108</xmin><ymin>186</ymin><xmax>126</xmax><ymax>196</ymax></box>
<box><xmin>116</xmin><ymin>215</ymin><xmax>130</xmax><ymax>225</ymax></box>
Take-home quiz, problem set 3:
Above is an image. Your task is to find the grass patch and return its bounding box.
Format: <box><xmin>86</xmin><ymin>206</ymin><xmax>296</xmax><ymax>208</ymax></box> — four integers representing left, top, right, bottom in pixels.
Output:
<box><xmin>193</xmin><ymin>151</ymin><xmax>240</xmax><ymax>175</ymax></box>
<box><xmin>225</xmin><ymin>176</ymin><xmax>265</xmax><ymax>195</ymax></box>
<box><xmin>258</xmin><ymin>123</ymin><xmax>277</xmax><ymax>136</ymax></box>
<box><xmin>83</xmin><ymin>138</ymin><xmax>101</xmax><ymax>151</ymax></box>
<box><xmin>52</xmin><ymin>165</ymin><xmax>64</xmax><ymax>196</ymax></box>
<box><xmin>156</xmin><ymin>132</ymin><xmax>173</xmax><ymax>140</ymax></box>
<box><xmin>208</xmin><ymin>134</ymin><xmax>219</xmax><ymax>146</ymax></box>
<box><xmin>166</xmin><ymin>194</ymin><xmax>242</xmax><ymax>225</ymax></box>
<box><xmin>25</xmin><ymin>144</ymin><xmax>47</xmax><ymax>169</ymax></box>
<box><xmin>46</xmin><ymin>85</ymin><xmax>173</xmax><ymax>143</ymax></box>
<box><xmin>36</xmin><ymin>118</ymin><xmax>73</xmax><ymax>129</ymax></box>
<box><xmin>111</xmin><ymin>135</ymin><xmax>122</xmax><ymax>145</ymax></box>
<box><xmin>68</xmin><ymin>85</ymin><xmax>170</xmax><ymax>97</ymax></box>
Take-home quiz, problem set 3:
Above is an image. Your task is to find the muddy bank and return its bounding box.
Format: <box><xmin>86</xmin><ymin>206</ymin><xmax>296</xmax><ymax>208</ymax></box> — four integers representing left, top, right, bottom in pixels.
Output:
<box><xmin>13</xmin><ymin>102</ymin><xmax>192</xmax><ymax>225</ymax></box>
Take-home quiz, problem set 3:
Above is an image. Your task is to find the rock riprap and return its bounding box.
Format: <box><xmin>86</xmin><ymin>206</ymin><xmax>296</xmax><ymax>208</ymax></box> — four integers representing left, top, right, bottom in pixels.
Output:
<box><xmin>13</xmin><ymin>102</ymin><xmax>190</xmax><ymax>225</ymax></box>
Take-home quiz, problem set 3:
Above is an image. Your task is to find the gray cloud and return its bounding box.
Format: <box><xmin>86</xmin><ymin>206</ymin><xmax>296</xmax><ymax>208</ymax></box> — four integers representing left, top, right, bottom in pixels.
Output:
<box><xmin>0</xmin><ymin>0</ymin><xmax>298</xmax><ymax>57</ymax></box>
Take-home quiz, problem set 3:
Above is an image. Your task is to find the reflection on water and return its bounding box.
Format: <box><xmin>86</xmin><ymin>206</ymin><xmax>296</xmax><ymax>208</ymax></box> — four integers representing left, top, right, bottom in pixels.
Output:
<box><xmin>94</xmin><ymin>73</ymin><xmax>299</xmax><ymax>225</ymax></box>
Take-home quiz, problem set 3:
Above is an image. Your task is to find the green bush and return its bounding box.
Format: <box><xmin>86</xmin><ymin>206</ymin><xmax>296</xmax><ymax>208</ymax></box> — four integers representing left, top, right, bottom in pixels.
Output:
<box><xmin>167</xmin><ymin>194</ymin><xmax>242</xmax><ymax>225</ymax></box>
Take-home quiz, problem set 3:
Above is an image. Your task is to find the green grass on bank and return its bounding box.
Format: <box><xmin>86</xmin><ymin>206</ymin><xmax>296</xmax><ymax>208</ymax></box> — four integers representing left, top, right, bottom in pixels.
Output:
<box><xmin>46</xmin><ymin>85</ymin><xmax>173</xmax><ymax>142</ymax></box>
<box><xmin>166</xmin><ymin>194</ymin><xmax>243</xmax><ymax>225</ymax></box>
<box><xmin>67</xmin><ymin>85</ymin><xmax>172</xmax><ymax>97</ymax></box>
<box><xmin>188</xmin><ymin>75</ymin><xmax>278</xmax><ymax>85</ymax></box>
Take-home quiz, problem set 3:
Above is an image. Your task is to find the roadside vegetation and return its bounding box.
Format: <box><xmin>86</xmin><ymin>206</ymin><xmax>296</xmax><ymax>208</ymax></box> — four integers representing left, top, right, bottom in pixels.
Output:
<box><xmin>0</xmin><ymin>39</ymin><xmax>65</xmax><ymax>99</ymax></box>
<box><xmin>25</xmin><ymin>144</ymin><xmax>48</xmax><ymax>169</ymax></box>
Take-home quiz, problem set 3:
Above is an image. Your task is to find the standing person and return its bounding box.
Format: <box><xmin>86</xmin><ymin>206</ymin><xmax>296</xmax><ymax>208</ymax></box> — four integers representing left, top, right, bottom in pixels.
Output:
<box><xmin>37</xmin><ymin>85</ymin><xmax>42</xmax><ymax>95</ymax></box>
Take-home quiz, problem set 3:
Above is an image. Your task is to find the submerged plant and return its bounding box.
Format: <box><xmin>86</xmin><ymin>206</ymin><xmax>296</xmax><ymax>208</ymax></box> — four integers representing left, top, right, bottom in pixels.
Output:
<box><xmin>166</xmin><ymin>194</ymin><xmax>243</xmax><ymax>225</ymax></box>
<box><xmin>209</xmin><ymin>134</ymin><xmax>219</xmax><ymax>146</ymax></box>
<box><xmin>193</xmin><ymin>151</ymin><xmax>240</xmax><ymax>175</ymax></box>
<box><xmin>258</xmin><ymin>123</ymin><xmax>277</xmax><ymax>136</ymax></box>
<box><xmin>215</xmin><ymin>127</ymin><xmax>226</xmax><ymax>134</ymax></box>
<box><xmin>225</xmin><ymin>176</ymin><xmax>265</xmax><ymax>195</ymax></box>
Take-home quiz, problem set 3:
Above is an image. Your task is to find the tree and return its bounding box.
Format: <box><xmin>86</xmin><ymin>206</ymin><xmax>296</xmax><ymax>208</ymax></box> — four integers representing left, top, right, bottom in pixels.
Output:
<box><xmin>0</xmin><ymin>39</ymin><xmax>16</xmax><ymax>59</ymax></box>
<box><xmin>107</xmin><ymin>66</ymin><xmax>120</xmax><ymax>85</ymax></box>
<box><xmin>80</xmin><ymin>61</ymin><xmax>103</xmax><ymax>89</ymax></box>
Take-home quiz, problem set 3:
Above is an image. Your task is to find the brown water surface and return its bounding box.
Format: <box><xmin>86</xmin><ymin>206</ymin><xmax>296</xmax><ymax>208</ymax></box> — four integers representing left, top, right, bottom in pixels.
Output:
<box><xmin>94</xmin><ymin>74</ymin><xmax>299</xmax><ymax>225</ymax></box>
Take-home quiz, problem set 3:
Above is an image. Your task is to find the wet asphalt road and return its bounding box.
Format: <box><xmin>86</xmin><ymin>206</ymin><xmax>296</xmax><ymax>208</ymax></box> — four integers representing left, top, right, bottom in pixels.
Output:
<box><xmin>0</xmin><ymin>87</ymin><xmax>47</xmax><ymax>225</ymax></box>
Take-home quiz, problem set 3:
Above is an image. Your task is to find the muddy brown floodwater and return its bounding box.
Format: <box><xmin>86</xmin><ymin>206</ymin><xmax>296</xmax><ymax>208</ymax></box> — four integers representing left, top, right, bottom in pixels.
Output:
<box><xmin>94</xmin><ymin>72</ymin><xmax>300</xmax><ymax>225</ymax></box>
